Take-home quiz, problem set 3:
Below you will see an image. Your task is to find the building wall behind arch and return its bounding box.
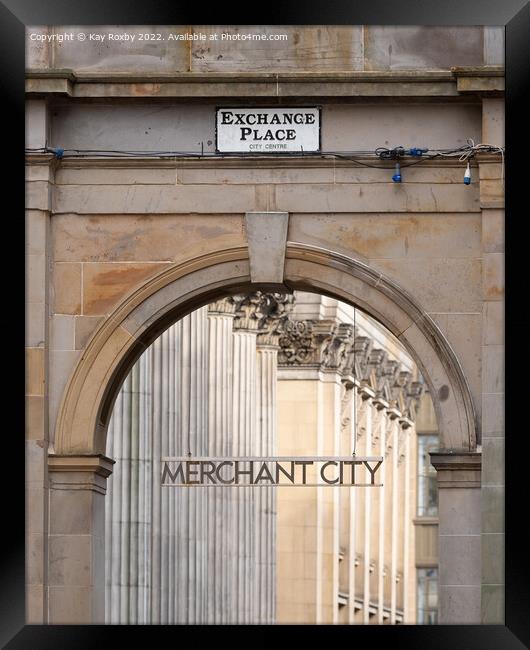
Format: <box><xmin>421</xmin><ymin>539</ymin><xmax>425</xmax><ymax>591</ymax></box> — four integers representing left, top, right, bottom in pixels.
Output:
<box><xmin>25</xmin><ymin>24</ymin><xmax>504</xmax><ymax>624</ymax></box>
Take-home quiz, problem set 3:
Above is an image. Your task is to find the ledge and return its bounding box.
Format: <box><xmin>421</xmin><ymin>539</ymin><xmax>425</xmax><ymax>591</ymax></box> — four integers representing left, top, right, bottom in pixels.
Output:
<box><xmin>25</xmin><ymin>67</ymin><xmax>504</xmax><ymax>100</ymax></box>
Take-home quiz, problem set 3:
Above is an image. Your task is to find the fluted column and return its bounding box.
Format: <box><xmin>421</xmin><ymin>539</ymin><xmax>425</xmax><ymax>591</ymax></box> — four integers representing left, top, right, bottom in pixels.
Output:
<box><xmin>375</xmin><ymin>400</ymin><xmax>389</xmax><ymax>624</ymax></box>
<box><xmin>361</xmin><ymin>387</ymin><xmax>374</xmax><ymax>623</ymax></box>
<box><xmin>254</xmin><ymin>294</ymin><xmax>291</xmax><ymax>624</ymax></box>
<box><xmin>388</xmin><ymin>407</ymin><xmax>401</xmax><ymax>624</ymax></box>
<box><xmin>400</xmin><ymin>418</ymin><xmax>412</xmax><ymax>623</ymax></box>
<box><xmin>207</xmin><ymin>298</ymin><xmax>236</xmax><ymax>624</ymax></box>
<box><xmin>232</xmin><ymin>294</ymin><xmax>261</xmax><ymax>624</ymax></box>
<box><xmin>105</xmin><ymin>347</ymin><xmax>153</xmax><ymax>624</ymax></box>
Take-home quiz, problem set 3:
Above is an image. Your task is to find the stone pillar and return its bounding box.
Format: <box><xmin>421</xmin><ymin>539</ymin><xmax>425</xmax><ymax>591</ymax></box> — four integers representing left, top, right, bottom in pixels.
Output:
<box><xmin>430</xmin><ymin>452</ymin><xmax>482</xmax><ymax>623</ymax></box>
<box><xmin>232</xmin><ymin>294</ymin><xmax>261</xmax><ymax>624</ymax></box>
<box><xmin>207</xmin><ymin>298</ymin><xmax>236</xmax><ymax>624</ymax></box>
<box><xmin>400</xmin><ymin>417</ymin><xmax>413</xmax><ymax>623</ymax></box>
<box><xmin>254</xmin><ymin>293</ymin><xmax>291</xmax><ymax>624</ymax></box>
<box><xmin>26</xmin><ymin>99</ymin><xmax>52</xmax><ymax>624</ymax></box>
<box><xmin>374</xmin><ymin>399</ymin><xmax>389</xmax><ymax>623</ymax></box>
<box><xmin>47</xmin><ymin>455</ymin><xmax>114</xmax><ymax>624</ymax></box>
<box><xmin>388</xmin><ymin>407</ymin><xmax>401</xmax><ymax>624</ymax></box>
<box><xmin>360</xmin><ymin>387</ymin><xmax>374</xmax><ymax>624</ymax></box>
<box><xmin>479</xmin><ymin>97</ymin><xmax>505</xmax><ymax>624</ymax></box>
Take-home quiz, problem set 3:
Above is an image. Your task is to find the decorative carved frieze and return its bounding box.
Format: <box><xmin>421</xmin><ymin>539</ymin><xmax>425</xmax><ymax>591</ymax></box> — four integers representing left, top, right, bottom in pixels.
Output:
<box><xmin>277</xmin><ymin>299</ymin><xmax>424</xmax><ymax>418</ymax></box>
<box><xmin>207</xmin><ymin>296</ymin><xmax>238</xmax><ymax>316</ymax></box>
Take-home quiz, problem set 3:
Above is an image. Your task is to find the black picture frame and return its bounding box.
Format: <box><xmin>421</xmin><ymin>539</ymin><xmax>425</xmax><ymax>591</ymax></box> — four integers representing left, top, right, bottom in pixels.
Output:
<box><xmin>5</xmin><ymin>1</ymin><xmax>529</xmax><ymax>647</ymax></box>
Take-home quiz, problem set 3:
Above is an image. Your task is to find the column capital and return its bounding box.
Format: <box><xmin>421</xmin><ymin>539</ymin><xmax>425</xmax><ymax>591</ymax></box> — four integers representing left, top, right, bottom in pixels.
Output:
<box><xmin>430</xmin><ymin>450</ymin><xmax>481</xmax><ymax>488</ymax></box>
<box><xmin>48</xmin><ymin>453</ymin><xmax>115</xmax><ymax>494</ymax></box>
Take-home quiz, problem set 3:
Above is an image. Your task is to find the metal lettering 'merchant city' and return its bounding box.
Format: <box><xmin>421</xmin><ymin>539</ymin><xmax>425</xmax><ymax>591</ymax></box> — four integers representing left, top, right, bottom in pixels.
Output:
<box><xmin>161</xmin><ymin>457</ymin><xmax>383</xmax><ymax>487</ymax></box>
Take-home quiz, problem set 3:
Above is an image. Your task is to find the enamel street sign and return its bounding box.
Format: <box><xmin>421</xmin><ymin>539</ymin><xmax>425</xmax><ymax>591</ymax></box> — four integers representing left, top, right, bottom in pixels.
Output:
<box><xmin>216</xmin><ymin>107</ymin><xmax>321</xmax><ymax>153</ymax></box>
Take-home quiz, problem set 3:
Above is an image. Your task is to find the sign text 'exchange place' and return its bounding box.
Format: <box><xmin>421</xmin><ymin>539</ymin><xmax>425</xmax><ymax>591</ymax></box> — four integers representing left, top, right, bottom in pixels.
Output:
<box><xmin>216</xmin><ymin>107</ymin><xmax>321</xmax><ymax>153</ymax></box>
<box><xmin>161</xmin><ymin>457</ymin><xmax>383</xmax><ymax>487</ymax></box>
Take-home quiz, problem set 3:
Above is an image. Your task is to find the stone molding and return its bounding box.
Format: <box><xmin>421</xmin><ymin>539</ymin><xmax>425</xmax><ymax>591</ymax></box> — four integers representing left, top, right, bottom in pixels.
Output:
<box><xmin>430</xmin><ymin>451</ymin><xmax>482</xmax><ymax>488</ymax></box>
<box><xmin>278</xmin><ymin>308</ymin><xmax>423</xmax><ymax>420</ymax></box>
<box><xmin>48</xmin><ymin>454</ymin><xmax>115</xmax><ymax>494</ymax></box>
<box><xmin>25</xmin><ymin>68</ymin><xmax>504</xmax><ymax>99</ymax></box>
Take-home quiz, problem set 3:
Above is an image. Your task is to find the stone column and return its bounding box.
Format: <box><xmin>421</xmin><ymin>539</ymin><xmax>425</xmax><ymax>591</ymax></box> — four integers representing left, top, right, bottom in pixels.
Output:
<box><xmin>207</xmin><ymin>297</ymin><xmax>236</xmax><ymax>624</ymax></box>
<box><xmin>360</xmin><ymin>387</ymin><xmax>374</xmax><ymax>624</ymax></box>
<box><xmin>231</xmin><ymin>293</ymin><xmax>263</xmax><ymax>624</ymax></box>
<box><xmin>254</xmin><ymin>293</ymin><xmax>291</xmax><ymax>624</ymax></box>
<box><xmin>430</xmin><ymin>452</ymin><xmax>482</xmax><ymax>623</ymax></box>
<box><xmin>387</xmin><ymin>407</ymin><xmax>401</xmax><ymax>624</ymax></box>
<box><xmin>48</xmin><ymin>455</ymin><xmax>114</xmax><ymax>624</ymax></box>
<box><xmin>374</xmin><ymin>399</ymin><xmax>389</xmax><ymax>624</ymax></box>
<box><xmin>400</xmin><ymin>417</ymin><xmax>413</xmax><ymax>623</ymax></box>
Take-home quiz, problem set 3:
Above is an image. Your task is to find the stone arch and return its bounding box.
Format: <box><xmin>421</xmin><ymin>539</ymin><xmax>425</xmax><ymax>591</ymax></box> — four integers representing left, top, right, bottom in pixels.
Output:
<box><xmin>54</xmin><ymin>242</ymin><xmax>477</xmax><ymax>456</ymax></box>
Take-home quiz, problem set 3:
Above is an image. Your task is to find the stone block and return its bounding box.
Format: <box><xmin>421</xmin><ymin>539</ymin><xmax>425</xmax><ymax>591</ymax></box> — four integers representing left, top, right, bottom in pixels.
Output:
<box><xmin>191</xmin><ymin>26</ymin><xmax>363</xmax><ymax>72</ymax></box>
<box><xmin>48</xmin><ymin>489</ymin><xmax>92</xmax><ymax>537</ymax></box>
<box><xmin>373</xmin><ymin>258</ymin><xmax>482</xmax><ymax>313</ymax></box>
<box><xmin>26</xmin><ymin>486</ymin><xmax>45</xmax><ymax>535</ymax></box>
<box><xmin>482</xmin><ymin>99</ymin><xmax>504</xmax><ymax>147</ymax></box>
<box><xmin>322</xmin><ymin>104</ymin><xmax>481</xmax><ymax>150</ymax></box>
<box><xmin>53</xmin><ymin>263</ymin><xmax>82</xmax><ymax>314</ymax></box>
<box><xmin>26</xmin><ymin>533</ymin><xmax>44</xmax><ymax>585</ymax></box>
<box><xmin>52</xmin><ymin>213</ymin><xmax>246</xmax><ymax>263</ymax></box>
<box><xmin>26</xmin><ymin>28</ymin><xmax>51</xmax><ymax>69</ymax></box>
<box><xmin>52</xmin><ymin>27</ymin><xmax>190</xmax><ymax>73</ymax></box>
<box><xmin>26</xmin><ymin>395</ymin><xmax>45</xmax><ymax>440</ymax></box>
<box><xmin>26</xmin><ymin>439</ymin><xmax>46</xmax><ymax>485</ymax></box>
<box><xmin>364</xmin><ymin>27</ymin><xmax>483</xmax><ymax>70</ymax></box>
<box><xmin>439</xmin><ymin>585</ymin><xmax>481</xmax><ymax>623</ymax></box>
<box><xmin>439</xmin><ymin>535</ymin><xmax>481</xmax><ymax>586</ymax></box>
<box><xmin>52</xmin><ymin>103</ymin><xmax>214</xmax><ymax>152</ymax></box>
<box><xmin>482</xmin><ymin>487</ymin><xmax>504</xmax><ymax>533</ymax></box>
<box><xmin>55</xmin><ymin>167</ymin><xmax>177</xmax><ymax>186</ymax></box>
<box><xmin>48</xmin><ymin>585</ymin><xmax>93</xmax><ymax>624</ymax></box>
<box><xmin>82</xmin><ymin>262</ymin><xmax>170</xmax><ymax>315</ymax></box>
<box><xmin>54</xmin><ymin>183</ymin><xmax>257</xmax><ymax>214</ymax></box>
<box><xmin>482</xmin><ymin>437</ymin><xmax>504</xmax><ymax>486</ymax></box>
<box><xmin>483</xmin><ymin>253</ymin><xmax>504</xmax><ymax>301</ymax></box>
<box><xmin>480</xmin><ymin>179</ymin><xmax>504</xmax><ymax>209</ymax></box>
<box><xmin>26</xmin><ymin>301</ymin><xmax>45</xmax><ymax>348</ymax></box>
<box><xmin>245</xmin><ymin>212</ymin><xmax>288</xmax><ymax>284</ymax></box>
<box><xmin>288</xmin><ymin>213</ymin><xmax>481</xmax><ymax>261</ymax></box>
<box><xmin>25</xmin><ymin>99</ymin><xmax>49</xmax><ymax>149</ymax></box>
<box><xmin>48</xmin><ymin>535</ymin><xmax>93</xmax><ymax>587</ymax></box>
<box><xmin>481</xmin><ymin>393</ymin><xmax>504</xmax><ymax>436</ymax></box>
<box><xmin>484</xmin><ymin>27</ymin><xmax>504</xmax><ymax>65</ymax></box>
<box><xmin>482</xmin><ymin>345</ymin><xmax>503</xmax><ymax>394</ymax></box>
<box><xmin>437</xmin><ymin>488</ymin><xmax>481</xmax><ymax>536</ymax></box>
<box><xmin>26</xmin><ymin>253</ymin><xmax>46</xmax><ymax>304</ymax></box>
<box><xmin>51</xmin><ymin>314</ymin><xmax>75</xmax><ymax>351</ymax></box>
<box><xmin>26</xmin><ymin>584</ymin><xmax>44</xmax><ymax>624</ymax></box>
<box><xmin>275</xmin><ymin>182</ymin><xmax>480</xmax><ymax>214</ymax></box>
<box><xmin>483</xmin><ymin>301</ymin><xmax>503</xmax><ymax>345</ymax></box>
<box><xmin>26</xmin><ymin>347</ymin><xmax>44</xmax><ymax>396</ymax></box>
<box><xmin>481</xmin><ymin>584</ymin><xmax>504</xmax><ymax>624</ymax></box>
<box><xmin>25</xmin><ymin>209</ymin><xmax>47</xmax><ymax>255</ymax></box>
<box><xmin>482</xmin><ymin>209</ymin><xmax>504</xmax><ymax>253</ymax></box>
<box><xmin>26</xmin><ymin>180</ymin><xmax>51</xmax><ymax>211</ymax></box>
<box><xmin>482</xmin><ymin>533</ymin><xmax>504</xmax><ymax>585</ymax></box>
<box><xmin>75</xmin><ymin>316</ymin><xmax>104</xmax><ymax>349</ymax></box>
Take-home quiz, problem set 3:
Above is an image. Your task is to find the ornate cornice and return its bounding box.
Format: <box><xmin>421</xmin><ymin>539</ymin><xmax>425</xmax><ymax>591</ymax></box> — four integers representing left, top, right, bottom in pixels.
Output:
<box><xmin>278</xmin><ymin>308</ymin><xmax>424</xmax><ymax>418</ymax></box>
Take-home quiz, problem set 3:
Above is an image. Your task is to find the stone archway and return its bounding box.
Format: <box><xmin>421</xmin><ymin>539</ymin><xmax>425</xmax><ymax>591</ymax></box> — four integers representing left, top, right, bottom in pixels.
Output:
<box><xmin>48</xmin><ymin>237</ymin><xmax>480</xmax><ymax>624</ymax></box>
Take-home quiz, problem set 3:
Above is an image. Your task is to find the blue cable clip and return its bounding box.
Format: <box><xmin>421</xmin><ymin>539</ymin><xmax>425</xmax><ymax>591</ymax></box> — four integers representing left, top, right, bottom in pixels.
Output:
<box><xmin>407</xmin><ymin>147</ymin><xmax>427</xmax><ymax>157</ymax></box>
<box><xmin>54</xmin><ymin>147</ymin><xmax>64</xmax><ymax>160</ymax></box>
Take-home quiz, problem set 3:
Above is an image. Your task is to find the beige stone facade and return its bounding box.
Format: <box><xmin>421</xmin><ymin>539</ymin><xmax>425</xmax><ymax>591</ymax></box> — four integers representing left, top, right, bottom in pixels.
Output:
<box><xmin>25</xmin><ymin>25</ymin><xmax>504</xmax><ymax>624</ymax></box>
